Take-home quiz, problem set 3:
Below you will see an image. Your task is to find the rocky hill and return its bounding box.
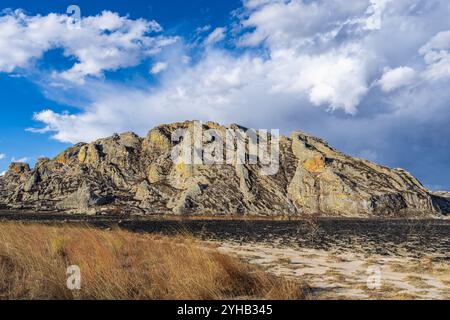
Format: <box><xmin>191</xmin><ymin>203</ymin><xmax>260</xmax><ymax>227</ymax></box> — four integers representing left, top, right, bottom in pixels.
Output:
<box><xmin>0</xmin><ymin>121</ymin><xmax>448</xmax><ymax>217</ymax></box>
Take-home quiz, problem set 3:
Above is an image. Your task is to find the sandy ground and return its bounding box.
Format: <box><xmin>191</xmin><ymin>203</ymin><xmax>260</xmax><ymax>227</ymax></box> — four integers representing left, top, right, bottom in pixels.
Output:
<box><xmin>214</xmin><ymin>241</ymin><xmax>450</xmax><ymax>300</ymax></box>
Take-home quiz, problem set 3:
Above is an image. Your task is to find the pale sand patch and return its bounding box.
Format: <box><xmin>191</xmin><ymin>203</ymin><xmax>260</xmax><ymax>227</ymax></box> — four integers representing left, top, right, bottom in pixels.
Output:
<box><xmin>213</xmin><ymin>241</ymin><xmax>449</xmax><ymax>300</ymax></box>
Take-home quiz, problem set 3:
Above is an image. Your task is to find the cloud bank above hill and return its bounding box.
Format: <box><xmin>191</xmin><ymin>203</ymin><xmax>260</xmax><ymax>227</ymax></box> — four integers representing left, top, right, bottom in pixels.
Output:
<box><xmin>0</xmin><ymin>9</ymin><xmax>177</xmax><ymax>83</ymax></box>
<box><xmin>1</xmin><ymin>0</ymin><xmax>450</xmax><ymax>188</ymax></box>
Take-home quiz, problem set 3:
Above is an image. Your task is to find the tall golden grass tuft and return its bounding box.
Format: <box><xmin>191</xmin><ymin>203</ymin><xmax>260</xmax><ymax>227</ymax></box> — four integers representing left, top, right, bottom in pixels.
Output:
<box><xmin>0</xmin><ymin>222</ymin><xmax>308</xmax><ymax>300</ymax></box>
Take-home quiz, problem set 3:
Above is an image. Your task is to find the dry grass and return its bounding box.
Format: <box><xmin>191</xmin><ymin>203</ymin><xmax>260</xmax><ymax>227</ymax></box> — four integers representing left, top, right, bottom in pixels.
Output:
<box><xmin>0</xmin><ymin>222</ymin><xmax>308</xmax><ymax>300</ymax></box>
<box><xmin>384</xmin><ymin>291</ymin><xmax>422</xmax><ymax>300</ymax></box>
<box><xmin>390</xmin><ymin>258</ymin><xmax>448</xmax><ymax>275</ymax></box>
<box><xmin>323</xmin><ymin>269</ymin><xmax>347</xmax><ymax>283</ymax></box>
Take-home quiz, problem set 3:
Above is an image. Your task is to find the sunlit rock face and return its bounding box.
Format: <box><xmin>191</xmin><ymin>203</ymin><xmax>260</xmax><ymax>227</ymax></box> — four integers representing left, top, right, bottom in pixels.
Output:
<box><xmin>0</xmin><ymin>121</ymin><xmax>446</xmax><ymax>217</ymax></box>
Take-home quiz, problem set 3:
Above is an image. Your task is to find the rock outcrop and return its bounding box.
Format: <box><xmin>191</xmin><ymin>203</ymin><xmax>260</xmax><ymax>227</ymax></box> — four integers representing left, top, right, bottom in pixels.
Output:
<box><xmin>431</xmin><ymin>191</ymin><xmax>450</xmax><ymax>214</ymax></box>
<box><xmin>0</xmin><ymin>121</ymin><xmax>447</xmax><ymax>217</ymax></box>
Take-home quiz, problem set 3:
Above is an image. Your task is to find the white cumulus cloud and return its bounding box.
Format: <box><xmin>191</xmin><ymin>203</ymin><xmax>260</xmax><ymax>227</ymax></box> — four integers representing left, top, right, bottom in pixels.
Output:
<box><xmin>0</xmin><ymin>9</ymin><xmax>177</xmax><ymax>83</ymax></box>
<box><xmin>150</xmin><ymin>62</ymin><xmax>168</xmax><ymax>74</ymax></box>
<box><xmin>204</xmin><ymin>27</ymin><xmax>226</xmax><ymax>45</ymax></box>
<box><xmin>29</xmin><ymin>0</ymin><xmax>450</xmax><ymax>140</ymax></box>
<box><xmin>11</xmin><ymin>157</ymin><xmax>30</xmax><ymax>163</ymax></box>
<box><xmin>378</xmin><ymin>66</ymin><xmax>417</xmax><ymax>92</ymax></box>
<box><xmin>420</xmin><ymin>30</ymin><xmax>450</xmax><ymax>81</ymax></box>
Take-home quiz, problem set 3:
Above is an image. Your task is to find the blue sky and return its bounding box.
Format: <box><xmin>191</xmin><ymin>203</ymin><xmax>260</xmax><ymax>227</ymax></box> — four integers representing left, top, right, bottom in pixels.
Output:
<box><xmin>0</xmin><ymin>0</ymin><xmax>242</xmax><ymax>169</ymax></box>
<box><xmin>0</xmin><ymin>0</ymin><xmax>450</xmax><ymax>190</ymax></box>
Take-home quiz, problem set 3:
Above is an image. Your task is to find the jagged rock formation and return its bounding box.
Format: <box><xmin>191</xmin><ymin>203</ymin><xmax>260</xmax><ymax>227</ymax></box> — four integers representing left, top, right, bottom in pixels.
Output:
<box><xmin>0</xmin><ymin>121</ymin><xmax>447</xmax><ymax>217</ymax></box>
<box><xmin>431</xmin><ymin>191</ymin><xmax>450</xmax><ymax>214</ymax></box>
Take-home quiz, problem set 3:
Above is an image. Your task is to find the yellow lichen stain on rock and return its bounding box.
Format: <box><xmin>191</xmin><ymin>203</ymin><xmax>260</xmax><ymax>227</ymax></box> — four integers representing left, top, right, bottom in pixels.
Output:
<box><xmin>175</xmin><ymin>162</ymin><xmax>191</xmax><ymax>174</ymax></box>
<box><xmin>78</xmin><ymin>146</ymin><xmax>87</xmax><ymax>163</ymax></box>
<box><xmin>173</xmin><ymin>162</ymin><xmax>196</xmax><ymax>182</ymax></box>
<box><xmin>303</xmin><ymin>155</ymin><xmax>326</xmax><ymax>173</ymax></box>
<box><xmin>148</xmin><ymin>130</ymin><xmax>171</xmax><ymax>150</ymax></box>
<box><xmin>55</xmin><ymin>152</ymin><xmax>68</xmax><ymax>165</ymax></box>
<box><xmin>148</xmin><ymin>165</ymin><xmax>164</xmax><ymax>183</ymax></box>
<box><xmin>86</xmin><ymin>144</ymin><xmax>101</xmax><ymax>164</ymax></box>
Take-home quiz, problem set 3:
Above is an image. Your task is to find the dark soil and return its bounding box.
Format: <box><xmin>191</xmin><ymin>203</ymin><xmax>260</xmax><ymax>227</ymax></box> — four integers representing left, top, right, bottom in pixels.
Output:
<box><xmin>0</xmin><ymin>212</ymin><xmax>448</xmax><ymax>259</ymax></box>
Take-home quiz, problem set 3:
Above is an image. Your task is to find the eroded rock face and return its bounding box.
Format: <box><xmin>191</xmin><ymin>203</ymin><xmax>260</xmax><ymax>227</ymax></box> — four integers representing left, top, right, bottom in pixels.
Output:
<box><xmin>431</xmin><ymin>192</ymin><xmax>450</xmax><ymax>214</ymax></box>
<box><xmin>0</xmin><ymin>121</ymin><xmax>447</xmax><ymax>217</ymax></box>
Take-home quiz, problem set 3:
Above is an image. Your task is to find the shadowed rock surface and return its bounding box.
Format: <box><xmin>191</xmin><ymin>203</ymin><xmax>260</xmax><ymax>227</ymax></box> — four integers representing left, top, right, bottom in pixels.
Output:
<box><xmin>432</xmin><ymin>191</ymin><xmax>450</xmax><ymax>214</ymax></box>
<box><xmin>0</xmin><ymin>121</ymin><xmax>447</xmax><ymax>217</ymax></box>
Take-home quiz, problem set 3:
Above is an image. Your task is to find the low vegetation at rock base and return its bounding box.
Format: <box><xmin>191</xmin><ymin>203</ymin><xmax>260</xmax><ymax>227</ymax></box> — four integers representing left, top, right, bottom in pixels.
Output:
<box><xmin>0</xmin><ymin>223</ymin><xmax>307</xmax><ymax>300</ymax></box>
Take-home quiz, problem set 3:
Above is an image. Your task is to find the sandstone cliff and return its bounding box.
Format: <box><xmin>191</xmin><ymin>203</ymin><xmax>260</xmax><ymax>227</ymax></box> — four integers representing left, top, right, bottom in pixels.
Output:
<box><xmin>0</xmin><ymin>121</ymin><xmax>447</xmax><ymax>217</ymax></box>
